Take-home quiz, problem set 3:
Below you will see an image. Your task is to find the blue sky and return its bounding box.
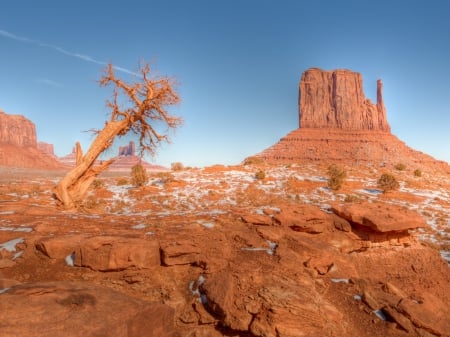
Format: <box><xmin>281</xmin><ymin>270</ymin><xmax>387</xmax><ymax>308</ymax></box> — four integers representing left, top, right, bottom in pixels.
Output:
<box><xmin>1</xmin><ymin>0</ymin><xmax>449</xmax><ymax>167</ymax></box>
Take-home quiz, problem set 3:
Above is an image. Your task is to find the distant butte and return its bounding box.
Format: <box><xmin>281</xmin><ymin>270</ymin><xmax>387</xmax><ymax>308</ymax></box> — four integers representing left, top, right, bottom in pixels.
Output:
<box><xmin>256</xmin><ymin>68</ymin><xmax>449</xmax><ymax>171</ymax></box>
<box><xmin>0</xmin><ymin>109</ymin><xmax>64</xmax><ymax>169</ymax></box>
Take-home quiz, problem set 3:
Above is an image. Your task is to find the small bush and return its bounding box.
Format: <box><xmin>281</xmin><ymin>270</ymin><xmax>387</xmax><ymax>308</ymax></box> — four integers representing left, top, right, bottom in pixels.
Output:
<box><xmin>414</xmin><ymin>169</ymin><xmax>422</xmax><ymax>177</ymax></box>
<box><xmin>395</xmin><ymin>163</ymin><xmax>407</xmax><ymax>171</ymax></box>
<box><xmin>377</xmin><ymin>173</ymin><xmax>399</xmax><ymax>193</ymax></box>
<box><xmin>91</xmin><ymin>179</ymin><xmax>104</xmax><ymax>189</ymax></box>
<box><xmin>344</xmin><ymin>194</ymin><xmax>359</xmax><ymax>203</ymax></box>
<box><xmin>327</xmin><ymin>164</ymin><xmax>346</xmax><ymax>191</ymax></box>
<box><xmin>255</xmin><ymin>170</ymin><xmax>266</xmax><ymax>180</ymax></box>
<box><xmin>243</xmin><ymin>156</ymin><xmax>264</xmax><ymax>166</ymax></box>
<box><xmin>153</xmin><ymin>172</ymin><xmax>176</xmax><ymax>184</ymax></box>
<box><xmin>171</xmin><ymin>162</ymin><xmax>184</xmax><ymax>171</ymax></box>
<box><xmin>131</xmin><ymin>163</ymin><xmax>148</xmax><ymax>187</ymax></box>
<box><xmin>117</xmin><ymin>177</ymin><xmax>129</xmax><ymax>186</ymax></box>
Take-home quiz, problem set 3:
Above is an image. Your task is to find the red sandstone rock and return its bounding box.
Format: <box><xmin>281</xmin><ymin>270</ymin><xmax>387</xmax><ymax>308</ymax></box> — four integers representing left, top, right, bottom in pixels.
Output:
<box><xmin>0</xmin><ymin>110</ymin><xmax>63</xmax><ymax>169</ymax></box>
<box><xmin>241</xmin><ymin>213</ymin><xmax>273</xmax><ymax>226</ymax></box>
<box><xmin>37</xmin><ymin>141</ymin><xmax>55</xmax><ymax>157</ymax></box>
<box><xmin>0</xmin><ymin>281</ymin><xmax>176</xmax><ymax>337</ymax></box>
<box><xmin>255</xmin><ymin>68</ymin><xmax>450</xmax><ymax>171</ymax></box>
<box><xmin>36</xmin><ymin>235</ymin><xmax>160</xmax><ymax>271</ymax></box>
<box><xmin>0</xmin><ymin>110</ymin><xmax>36</xmax><ymax>147</ymax></box>
<box><xmin>332</xmin><ymin>202</ymin><xmax>426</xmax><ymax>232</ymax></box>
<box><xmin>299</xmin><ymin>68</ymin><xmax>390</xmax><ymax>131</ymax></box>
<box><xmin>272</xmin><ymin>203</ymin><xmax>332</xmax><ymax>233</ymax></box>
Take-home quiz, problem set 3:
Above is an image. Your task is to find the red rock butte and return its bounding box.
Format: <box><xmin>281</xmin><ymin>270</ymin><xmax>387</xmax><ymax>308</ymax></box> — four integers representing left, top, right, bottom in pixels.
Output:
<box><xmin>0</xmin><ymin>109</ymin><xmax>63</xmax><ymax>169</ymax></box>
<box><xmin>256</xmin><ymin>68</ymin><xmax>449</xmax><ymax>170</ymax></box>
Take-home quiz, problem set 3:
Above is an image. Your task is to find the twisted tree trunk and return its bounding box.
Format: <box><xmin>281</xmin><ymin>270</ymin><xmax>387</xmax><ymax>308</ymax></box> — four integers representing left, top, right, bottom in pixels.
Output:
<box><xmin>54</xmin><ymin>120</ymin><xmax>127</xmax><ymax>208</ymax></box>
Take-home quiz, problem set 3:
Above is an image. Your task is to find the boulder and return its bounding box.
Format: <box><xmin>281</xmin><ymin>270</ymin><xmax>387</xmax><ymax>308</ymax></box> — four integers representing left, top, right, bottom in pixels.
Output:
<box><xmin>36</xmin><ymin>235</ymin><xmax>160</xmax><ymax>271</ymax></box>
<box><xmin>332</xmin><ymin>202</ymin><xmax>426</xmax><ymax>233</ymax></box>
<box><xmin>273</xmin><ymin>204</ymin><xmax>331</xmax><ymax>234</ymax></box>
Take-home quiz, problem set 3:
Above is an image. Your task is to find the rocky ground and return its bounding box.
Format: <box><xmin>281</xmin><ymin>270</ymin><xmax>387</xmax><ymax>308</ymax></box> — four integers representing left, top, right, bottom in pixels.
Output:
<box><xmin>0</xmin><ymin>163</ymin><xmax>449</xmax><ymax>337</ymax></box>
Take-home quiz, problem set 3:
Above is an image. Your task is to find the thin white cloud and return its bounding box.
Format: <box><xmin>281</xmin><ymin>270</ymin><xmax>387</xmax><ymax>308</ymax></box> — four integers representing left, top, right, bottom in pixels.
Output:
<box><xmin>0</xmin><ymin>29</ymin><xmax>139</xmax><ymax>76</ymax></box>
<box><xmin>35</xmin><ymin>78</ymin><xmax>63</xmax><ymax>87</ymax></box>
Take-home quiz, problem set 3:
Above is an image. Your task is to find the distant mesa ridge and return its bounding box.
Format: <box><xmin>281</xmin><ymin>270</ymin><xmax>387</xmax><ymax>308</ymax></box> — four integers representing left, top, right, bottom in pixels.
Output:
<box><xmin>59</xmin><ymin>140</ymin><xmax>167</xmax><ymax>171</ymax></box>
<box><xmin>0</xmin><ymin>110</ymin><xmax>63</xmax><ymax>169</ymax></box>
<box><xmin>256</xmin><ymin>68</ymin><xmax>449</xmax><ymax>170</ymax></box>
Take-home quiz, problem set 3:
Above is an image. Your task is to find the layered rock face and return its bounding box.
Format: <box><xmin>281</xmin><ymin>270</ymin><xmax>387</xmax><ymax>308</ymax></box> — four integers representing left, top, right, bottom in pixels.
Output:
<box><xmin>37</xmin><ymin>142</ymin><xmax>55</xmax><ymax>157</ymax></box>
<box><xmin>118</xmin><ymin>141</ymin><xmax>136</xmax><ymax>156</ymax></box>
<box><xmin>257</xmin><ymin>68</ymin><xmax>449</xmax><ymax>170</ymax></box>
<box><xmin>299</xmin><ymin>68</ymin><xmax>390</xmax><ymax>131</ymax></box>
<box><xmin>0</xmin><ymin>110</ymin><xmax>62</xmax><ymax>169</ymax></box>
<box><xmin>0</xmin><ymin>110</ymin><xmax>37</xmax><ymax>147</ymax></box>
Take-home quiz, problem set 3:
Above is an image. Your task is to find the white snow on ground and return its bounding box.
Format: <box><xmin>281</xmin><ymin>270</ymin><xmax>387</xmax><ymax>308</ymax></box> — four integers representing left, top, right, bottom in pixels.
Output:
<box><xmin>0</xmin><ymin>238</ymin><xmax>24</xmax><ymax>252</ymax></box>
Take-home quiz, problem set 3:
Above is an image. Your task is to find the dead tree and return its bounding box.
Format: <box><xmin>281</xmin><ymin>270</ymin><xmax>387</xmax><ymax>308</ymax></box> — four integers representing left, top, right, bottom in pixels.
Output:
<box><xmin>54</xmin><ymin>63</ymin><xmax>182</xmax><ymax>209</ymax></box>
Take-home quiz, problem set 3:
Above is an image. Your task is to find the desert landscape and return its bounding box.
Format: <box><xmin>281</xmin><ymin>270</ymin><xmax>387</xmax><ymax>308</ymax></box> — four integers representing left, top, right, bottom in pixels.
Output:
<box><xmin>0</xmin><ymin>67</ymin><xmax>449</xmax><ymax>337</ymax></box>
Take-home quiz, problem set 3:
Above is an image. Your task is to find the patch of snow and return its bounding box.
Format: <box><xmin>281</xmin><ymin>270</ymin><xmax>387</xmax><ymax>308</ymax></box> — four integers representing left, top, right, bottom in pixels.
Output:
<box><xmin>0</xmin><ymin>211</ymin><xmax>14</xmax><ymax>215</ymax></box>
<box><xmin>331</xmin><ymin>278</ymin><xmax>350</xmax><ymax>284</ymax></box>
<box><xmin>145</xmin><ymin>231</ymin><xmax>154</xmax><ymax>236</ymax></box>
<box><xmin>199</xmin><ymin>221</ymin><xmax>215</xmax><ymax>229</ymax></box>
<box><xmin>353</xmin><ymin>294</ymin><xmax>362</xmax><ymax>301</ymax></box>
<box><xmin>0</xmin><ymin>226</ymin><xmax>32</xmax><ymax>233</ymax></box>
<box><xmin>13</xmin><ymin>251</ymin><xmax>23</xmax><ymax>260</ymax></box>
<box><xmin>242</xmin><ymin>240</ymin><xmax>278</xmax><ymax>255</ymax></box>
<box><xmin>0</xmin><ymin>238</ymin><xmax>24</xmax><ymax>252</ymax></box>
<box><xmin>65</xmin><ymin>253</ymin><xmax>76</xmax><ymax>267</ymax></box>
<box><xmin>440</xmin><ymin>251</ymin><xmax>450</xmax><ymax>266</ymax></box>
<box><xmin>0</xmin><ymin>288</ymin><xmax>10</xmax><ymax>295</ymax></box>
<box><xmin>132</xmin><ymin>224</ymin><xmax>147</xmax><ymax>229</ymax></box>
<box><xmin>372</xmin><ymin>309</ymin><xmax>387</xmax><ymax>321</ymax></box>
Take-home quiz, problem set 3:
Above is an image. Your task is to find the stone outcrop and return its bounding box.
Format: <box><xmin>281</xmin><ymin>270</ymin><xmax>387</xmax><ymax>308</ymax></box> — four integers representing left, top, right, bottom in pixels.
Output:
<box><xmin>0</xmin><ymin>281</ymin><xmax>176</xmax><ymax>337</ymax></box>
<box><xmin>0</xmin><ymin>110</ymin><xmax>36</xmax><ymax>147</ymax></box>
<box><xmin>256</xmin><ymin>68</ymin><xmax>450</xmax><ymax>171</ymax></box>
<box><xmin>0</xmin><ymin>110</ymin><xmax>63</xmax><ymax>169</ymax></box>
<box><xmin>58</xmin><ymin>141</ymin><xmax>167</xmax><ymax>171</ymax></box>
<box><xmin>299</xmin><ymin>68</ymin><xmax>390</xmax><ymax>131</ymax></box>
<box><xmin>119</xmin><ymin>140</ymin><xmax>136</xmax><ymax>156</ymax></box>
<box><xmin>37</xmin><ymin>141</ymin><xmax>55</xmax><ymax>157</ymax></box>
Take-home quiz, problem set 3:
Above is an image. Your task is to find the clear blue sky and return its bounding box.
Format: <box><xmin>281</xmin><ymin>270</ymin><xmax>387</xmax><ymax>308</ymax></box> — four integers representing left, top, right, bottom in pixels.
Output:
<box><xmin>1</xmin><ymin>0</ymin><xmax>449</xmax><ymax>167</ymax></box>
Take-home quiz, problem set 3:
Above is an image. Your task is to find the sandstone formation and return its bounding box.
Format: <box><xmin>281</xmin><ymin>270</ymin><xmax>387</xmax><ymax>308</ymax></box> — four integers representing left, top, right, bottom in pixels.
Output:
<box><xmin>107</xmin><ymin>141</ymin><xmax>167</xmax><ymax>172</ymax></box>
<box><xmin>1</xmin><ymin>197</ymin><xmax>449</xmax><ymax>337</ymax></box>
<box><xmin>119</xmin><ymin>140</ymin><xmax>136</xmax><ymax>156</ymax></box>
<box><xmin>256</xmin><ymin>68</ymin><xmax>449</xmax><ymax>171</ymax></box>
<box><xmin>0</xmin><ymin>110</ymin><xmax>36</xmax><ymax>147</ymax></box>
<box><xmin>299</xmin><ymin>68</ymin><xmax>390</xmax><ymax>131</ymax></box>
<box><xmin>37</xmin><ymin>141</ymin><xmax>56</xmax><ymax>157</ymax></box>
<box><xmin>0</xmin><ymin>281</ymin><xmax>176</xmax><ymax>337</ymax></box>
<box><xmin>0</xmin><ymin>110</ymin><xmax>63</xmax><ymax>169</ymax></box>
<box><xmin>59</xmin><ymin>141</ymin><xmax>167</xmax><ymax>171</ymax></box>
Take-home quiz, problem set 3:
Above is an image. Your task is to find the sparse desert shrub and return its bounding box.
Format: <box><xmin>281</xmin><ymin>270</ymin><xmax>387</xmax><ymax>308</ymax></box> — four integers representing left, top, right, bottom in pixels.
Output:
<box><xmin>117</xmin><ymin>177</ymin><xmax>129</xmax><ymax>186</ymax></box>
<box><xmin>414</xmin><ymin>169</ymin><xmax>422</xmax><ymax>177</ymax></box>
<box><xmin>91</xmin><ymin>179</ymin><xmax>104</xmax><ymax>189</ymax></box>
<box><xmin>255</xmin><ymin>170</ymin><xmax>266</xmax><ymax>180</ymax></box>
<box><xmin>153</xmin><ymin>172</ymin><xmax>176</xmax><ymax>184</ymax></box>
<box><xmin>327</xmin><ymin>164</ymin><xmax>346</xmax><ymax>191</ymax></box>
<box><xmin>395</xmin><ymin>163</ymin><xmax>407</xmax><ymax>171</ymax></box>
<box><xmin>243</xmin><ymin>156</ymin><xmax>264</xmax><ymax>166</ymax></box>
<box><xmin>344</xmin><ymin>194</ymin><xmax>359</xmax><ymax>203</ymax></box>
<box><xmin>171</xmin><ymin>162</ymin><xmax>184</xmax><ymax>171</ymax></box>
<box><xmin>377</xmin><ymin>173</ymin><xmax>399</xmax><ymax>193</ymax></box>
<box><xmin>131</xmin><ymin>163</ymin><xmax>148</xmax><ymax>187</ymax></box>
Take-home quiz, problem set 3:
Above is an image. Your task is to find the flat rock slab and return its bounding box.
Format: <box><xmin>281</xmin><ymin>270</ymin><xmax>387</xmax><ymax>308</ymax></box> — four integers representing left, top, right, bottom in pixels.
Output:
<box><xmin>36</xmin><ymin>235</ymin><xmax>160</xmax><ymax>271</ymax></box>
<box><xmin>0</xmin><ymin>281</ymin><xmax>176</xmax><ymax>337</ymax></box>
<box><xmin>332</xmin><ymin>202</ymin><xmax>426</xmax><ymax>232</ymax></box>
